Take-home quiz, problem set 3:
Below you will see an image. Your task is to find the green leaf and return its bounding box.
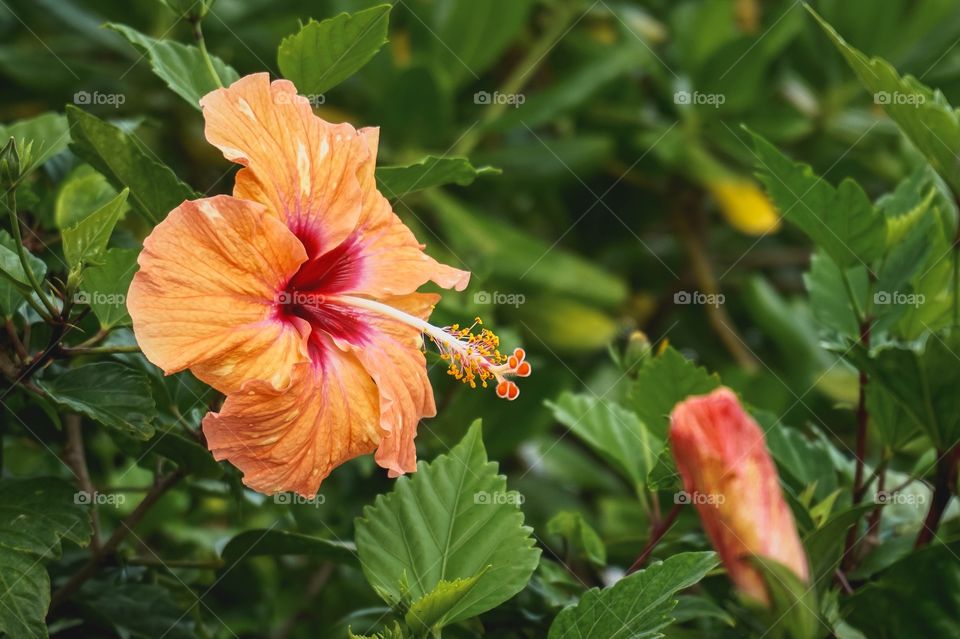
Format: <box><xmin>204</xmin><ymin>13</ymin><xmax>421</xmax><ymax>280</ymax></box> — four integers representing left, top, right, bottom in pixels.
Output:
<box><xmin>349</xmin><ymin>622</ymin><xmax>408</xmax><ymax>639</ymax></box>
<box><xmin>0</xmin><ymin>478</ymin><xmax>93</xmax><ymax>639</ymax></box>
<box><xmin>0</xmin><ymin>478</ymin><xmax>92</xmax><ymax>557</ymax></box>
<box><xmin>66</xmin><ymin>106</ymin><xmax>195</xmax><ymax>224</ymax></box>
<box><xmin>472</xmin><ymin>134</ymin><xmax>614</xmax><ymax>182</ymax></box>
<box><xmin>405</xmin><ymin>571</ymin><xmax>487</xmax><ymax>634</ymax></box>
<box><xmin>804</xmin><ymin>252</ymin><xmax>866</xmax><ymax>344</ymax></box>
<box><xmin>802</xmin><ymin>504</ymin><xmax>874</xmax><ymax>583</ymax></box>
<box><xmin>0</xmin><ymin>229</ymin><xmax>47</xmax><ymax>319</ymax></box>
<box><xmin>866</xmin><ymin>383</ymin><xmax>919</xmax><ymax>450</ymax></box>
<box><xmin>548</xmin><ymin>551</ymin><xmax>718</xmax><ymax>639</ymax></box>
<box><xmin>375</xmin><ymin>156</ymin><xmax>499</xmax><ymax>198</ymax></box>
<box><xmin>629</xmin><ymin>346</ymin><xmax>720</xmax><ymax>437</ymax></box>
<box><xmin>808</xmin><ymin>6</ymin><xmax>960</xmax><ymax>195</ymax></box>
<box><xmin>0</xmin><ymin>238</ymin><xmax>44</xmax><ymax>288</ymax></box>
<box><xmin>673</xmin><ymin>595</ymin><xmax>736</xmax><ymax>627</ymax></box>
<box><xmin>547</xmin><ymin>391</ymin><xmax>661</xmax><ymax>492</ymax></box>
<box><xmin>221</xmin><ymin>529</ymin><xmax>358</xmax><ymax>566</ymax></box>
<box><xmin>425</xmin><ymin>190</ymin><xmax>628</xmax><ymax>308</ymax></box>
<box><xmin>490</xmin><ymin>44</ymin><xmax>640</xmax><ymax>131</ymax></box>
<box><xmin>0</xmin><ymin>112</ymin><xmax>69</xmax><ymax>174</ymax></box>
<box><xmin>107</xmin><ymin>23</ymin><xmax>240</xmax><ymax>108</ymax></box>
<box><xmin>546</xmin><ymin>511</ymin><xmax>606</xmax><ymax>567</ymax></box>
<box><xmin>755</xmin><ymin>411</ymin><xmax>839</xmax><ymax>502</ymax></box>
<box><xmin>0</xmin><ymin>229</ymin><xmax>46</xmax><ymax>318</ymax></box>
<box><xmin>78</xmin><ymin>580</ymin><xmax>194</xmax><ymax>639</ymax></box>
<box><xmin>36</xmin><ymin>362</ymin><xmax>157</xmax><ymax>439</ymax></box>
<box><xmin>55</xmin><ymin>164</ymin><xmax>121</xmax><ymax>229</ymax></box>
<box><xmin>533</xmin><ymin>559</ymin><xmax>587</xmax><ymax>609</ymax></box>
<box><xmin>846</xmin><ymin>541</ymin><xmax>960</xmax><ymax>637</ymax></box>
<box><xmin>427</xmin><ymin>0</ymin><xmax>535</xmax><ymax>88</ymax></box>
<box><xmin>646</xmin><ymin>447</ymin><xmax>681</xmax><ymax>491</ymax></box>
<box><xmin>846</xmin><ymin>330</ymin><xmax>960</xmax><ymax>449</ymax></box>
<box><xmin>145</xmin><ymin>431</ymin><xmax>223</xmax><ymax>479</ymax></box>
<box><xmin>278</xmin><ymin>5</ymin><xmax>391</xmax><ymax>95</ymax></box>
<box><xmin>355</xmin><ymin>421</ymin><xmax>540</xmax><ymax>627</ymax></box>
<box><xmin>749</xmin><ymin>129</ymin><xmax>885</xmax><ymax>268</ymax></box>
<box><xmin>78</xmin><ymin>247</ymin><xmax>138</xmax><ymax>328</ymax></box>
<box><xmin>62</xmin><ymin>188</ymin><xmax>128</xmax><ymax>269</ymax></box>
<box><xmin>0</xmin><ymin>552</ymin><xmax>51</xmax><ymax>639</ymax></box>
<box><xmin>749</xmin><ymin>556</ymin><xmax>819</xmax><ymax>639</ymax></box>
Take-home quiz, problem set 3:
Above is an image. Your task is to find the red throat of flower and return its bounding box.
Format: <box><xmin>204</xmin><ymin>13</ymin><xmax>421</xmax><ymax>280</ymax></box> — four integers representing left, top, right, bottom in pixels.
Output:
<box><xmin>272</xmin><ymin>226</ymin><xmax>532</xmax><ymax>401</ymax></box>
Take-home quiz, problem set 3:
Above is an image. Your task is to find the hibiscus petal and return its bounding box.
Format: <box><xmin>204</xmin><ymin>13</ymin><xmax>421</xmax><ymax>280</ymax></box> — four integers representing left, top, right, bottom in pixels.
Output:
<box><xmin>353</xmin><ymin>127</ymin><xmax>469</xmax><ymax>295</ymax></box>
<box><xmin>326</xmin><ymin>293</ymin><xmax>440</xmax><ymax>477</ymax></box>
<box><xmin>285</xmin><ymin>126</ymin><xmax>468</xmax><ymax>297</ymax></box>
<box><xmin>200</xmin><ymin>72</ymin><xmax>369</xmax><ymax>254</ymax></box>
<box><xmin>339</xmin><ymin>192</ymin><xmax>471</xmax><ymax>296</ymax></box>
<box><xmin>202</xmin><ymin>339</ymin><xmax>381</xmax><ymax>497</ymax></box>
<box><xmin>128</xmin><ymin>195</ymin><xmax>309</xmax><ymax>393</ymax></box>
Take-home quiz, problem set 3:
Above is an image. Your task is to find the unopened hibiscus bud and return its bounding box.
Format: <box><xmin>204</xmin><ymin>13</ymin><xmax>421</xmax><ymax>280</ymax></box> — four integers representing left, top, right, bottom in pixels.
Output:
<box><xmin>669</xmin><ymin>387</ymin><xmax>808</xmax><ymax>605</ymax></box>
<box><xmin>0</xmin><ymin>137</ymin><xmax>20</xmax><ymax>188</ymax></box>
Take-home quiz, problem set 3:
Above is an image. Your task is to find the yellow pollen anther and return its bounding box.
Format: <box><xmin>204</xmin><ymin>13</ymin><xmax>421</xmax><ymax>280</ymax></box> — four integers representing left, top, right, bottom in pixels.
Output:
<box><xmin>427</xmin><ymin>318</ymin><xmax>530</xmax><ymax>399</ymax></box>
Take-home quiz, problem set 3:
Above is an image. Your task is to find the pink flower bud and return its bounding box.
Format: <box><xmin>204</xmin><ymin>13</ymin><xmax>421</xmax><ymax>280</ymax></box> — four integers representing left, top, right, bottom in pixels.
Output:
<box><xmin>669</xmin><ymin>387</ymin><xmax>809</xmax><ymax>604</ymax></box>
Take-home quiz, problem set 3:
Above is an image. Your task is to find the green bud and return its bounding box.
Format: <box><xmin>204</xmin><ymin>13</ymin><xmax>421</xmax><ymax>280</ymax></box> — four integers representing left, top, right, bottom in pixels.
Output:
<box><xmin>159</xmin><ymin>0</ymin><xmax>215</xmax><ymax>20</ymax></box>
<box><xmin>623</xmin><ymin>330</ymin><xmax>652</xmax><ymax>370</ymax></box>
<box><xmin>0</xmin><ymin>137</ymin><xmax>20</xmax><ymax>188</ymax></box>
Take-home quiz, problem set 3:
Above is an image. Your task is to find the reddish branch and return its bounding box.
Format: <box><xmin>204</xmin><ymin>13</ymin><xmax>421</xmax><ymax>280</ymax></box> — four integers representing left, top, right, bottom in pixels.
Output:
<box><xmin>627</xmin><ymin>503</ymin><xmax>682</xmax><ymax>574</ymax></box>
<box><xmin>915</xmin><ymin>446</ymin><xmax>960</xmax><ymax>548</ymax></box>
<box><xmin>842</xmin><ymin>319</ymin><xmax>871</xmax><ymax>571</ymax></box>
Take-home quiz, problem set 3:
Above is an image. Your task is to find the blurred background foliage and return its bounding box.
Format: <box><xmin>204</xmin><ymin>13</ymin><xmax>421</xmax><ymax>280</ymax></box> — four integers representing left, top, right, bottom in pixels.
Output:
<box><xmin>2</xmin><ymin>0</ymin><xmax>960</xmax><ymax>637</ymax></box>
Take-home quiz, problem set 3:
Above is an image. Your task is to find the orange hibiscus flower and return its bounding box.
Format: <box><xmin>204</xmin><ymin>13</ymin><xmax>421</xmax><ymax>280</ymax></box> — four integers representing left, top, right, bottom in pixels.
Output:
<box><xmin>127</xmin><ymin>73</ymin><xmax>530</xmax><ymax>496</ymax></box>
